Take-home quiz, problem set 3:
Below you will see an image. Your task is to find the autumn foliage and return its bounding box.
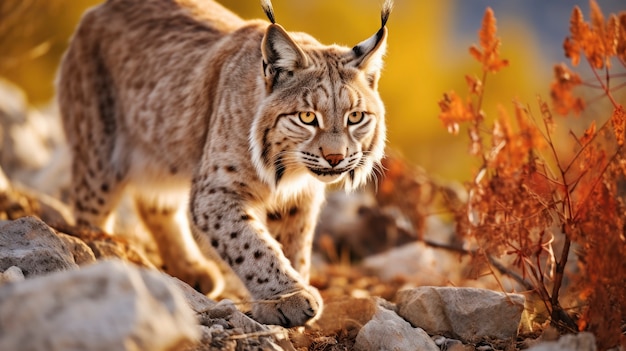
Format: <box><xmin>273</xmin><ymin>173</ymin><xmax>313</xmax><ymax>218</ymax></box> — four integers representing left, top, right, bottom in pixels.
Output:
<box><xmin>438</xmin><ymin>2</ymin><xmax>626</xmax><ymax>349</ymax></box>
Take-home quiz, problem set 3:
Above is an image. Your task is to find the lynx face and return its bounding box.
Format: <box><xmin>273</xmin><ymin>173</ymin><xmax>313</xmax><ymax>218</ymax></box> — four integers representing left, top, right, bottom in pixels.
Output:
<box><xmin>251</xmin><ymin>26</ymin><xmax>387</xmax><ymax>193</ymax></box>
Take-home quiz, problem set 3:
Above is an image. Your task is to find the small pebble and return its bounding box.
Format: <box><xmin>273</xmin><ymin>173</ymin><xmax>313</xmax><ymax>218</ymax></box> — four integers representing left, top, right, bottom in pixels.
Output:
<box><xmin>433</xmin><ymin>335</ymin><xmax>446</xmax><ymax>346</ymax></box>
<box><xmin>0</xmin><ymin>266</ymin><xmax>25</xmax><ymax>284</ymax></box>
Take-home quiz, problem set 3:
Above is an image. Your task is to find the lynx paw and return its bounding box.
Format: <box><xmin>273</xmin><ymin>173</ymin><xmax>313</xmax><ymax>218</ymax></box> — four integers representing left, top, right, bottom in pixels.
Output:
<box><xmin>252</xmin><ymin>286</ymin><xmax>323</xmax><ymax>327</ymax></box>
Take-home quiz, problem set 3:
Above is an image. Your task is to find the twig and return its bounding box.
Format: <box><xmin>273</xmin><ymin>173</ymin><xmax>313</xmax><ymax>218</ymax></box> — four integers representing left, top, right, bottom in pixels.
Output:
<box><xmin>549</xmin><ymin>222</ymin><xmax>577</xmax><ymax>331</ymax></box>
<box><xmin>421</xmin><ymin>239</ymin><xmax>535</xmax><ymax>291</ymax></box>
<box><xmin>587</xmin><ymin>60</ymin><xmax>620</xmax><ymax>109</ymax></box>
<box><xmin>487</xmin><ymin>255</ymin><xmax>535</xmax><ymax>292</ymax></box>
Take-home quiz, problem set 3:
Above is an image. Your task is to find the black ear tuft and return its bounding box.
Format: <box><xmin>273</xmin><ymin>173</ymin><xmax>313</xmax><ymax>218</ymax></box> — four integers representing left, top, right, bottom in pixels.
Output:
<box><xmin>348</xmin><ymin>0</ymin><xmax>392</xmax><ymax>88</ymax></box>
<box><xmin>260</xmin><ymin>0</ymin><xmax>276</xmax><ymax>24</ymax></box>
<box><xmin>380</xmin><ymin>0</ymin><xmax>393</xmax><ymax>28</ymax></box>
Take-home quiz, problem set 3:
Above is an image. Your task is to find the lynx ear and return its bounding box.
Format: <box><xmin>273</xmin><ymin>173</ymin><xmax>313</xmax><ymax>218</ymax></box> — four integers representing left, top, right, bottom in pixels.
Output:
<box><xmin>350</xmin><ymin>27</ymin><xmax>387</xmax><ymax>82</ymax></box>
<box><xmin>262</xmin><ymin>24</ymin><xmax>308</xmax><ymax>91</ymax></box>
<box><xmin>349</xmin><ymin>0</ymin><xmax>392</xmax><ymax>89</ymax></box>
<box><xmin>351</xmin><ymin>27</ymin><xmax>388</xmax><ymax>69</ymax></box>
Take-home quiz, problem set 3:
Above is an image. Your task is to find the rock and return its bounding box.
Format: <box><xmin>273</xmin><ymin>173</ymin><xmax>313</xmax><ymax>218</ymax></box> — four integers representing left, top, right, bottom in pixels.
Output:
<box><xmin>193</xmin><ymin>325</ymin><xmax>238</xmax><ymax>351</ymax></box>
<box><xmin>170</xmin><ymin>276</ymin><xmax>218</xmax><ymax>313</ymax></box>
<box><xmin>0</xmin><ymin>216</ymin><xmax>78</xmax><ymax>277</ymax></box>
<box><xmin>57</xmin><ymin>232</ymin><xmax>97</xmax><ymax>265</ymax></box>
<box><xmin>85</xmin><ymin>235</ymin><xmax>157</xmax><ymax>268</ymax></box>
<box><xmin>354</xmin><ymin>303</ymin><xmax>439</xmax><ymax>351</ymax></box>
<box><xmin>0</xmin><ymin>164</ymin><xmax>73</xmax><ymax>226</ymax></box>
<box><xmin>12</xmin><ymin>184</ymin><xmax>74</xmax><ymax>226</ymax></box>
<box><xmin>171</xmin><ymin>277</ymin><xmax>291</xmax><ymax>351</ymax></box>
<box><xmin>0</xmin><ymin>79</ymin><xmax>69</xmax><ymax>198</ymax></box>
<box><xmin>189</xmin><ymin>323</ymin><xmax>287</xmax><ymax>351</ymax></box>
<box><xmin>190</xmin><ymin>299</ymin><xmax>289</xmax><ymax>351</ymax></box>
<box><xmin>362</xmin><ymin>241</ymin><xmax>465</xmax><ymax>285</ymax></box>
<box><xmin>396</xmin><ymin>286</ymin><xmax>525</xmax><ymax>342</ymax></box>
<box><xmin>527</xmin><ymin>332</ymin><xmax>596</xmax><ymax>351</ymax></box>
<box><xmin>0</xmin><ymin>265</ymin><xmax>25</xmax><ymax>284</ymax></box>
<box><xmin>0</xmin><ymin>170</ymin><xmax>41</xmax><ymax>221</ymax></box>
<box><xmin>0</xmin><ymin>259</ymin><xmax>199</xmax><ymax>351</ymax></box>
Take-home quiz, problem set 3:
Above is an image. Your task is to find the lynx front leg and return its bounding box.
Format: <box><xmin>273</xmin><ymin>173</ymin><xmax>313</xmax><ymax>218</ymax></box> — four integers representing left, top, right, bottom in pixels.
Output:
<box><xmin>189</xmin><ymin>186</ymin><xmax>322</xmax><ymax>327</ymax></box>
<box><xmin>266</xmin><ymin>193</ymin><xmax>325</xmax><ymax>283</ymax></box>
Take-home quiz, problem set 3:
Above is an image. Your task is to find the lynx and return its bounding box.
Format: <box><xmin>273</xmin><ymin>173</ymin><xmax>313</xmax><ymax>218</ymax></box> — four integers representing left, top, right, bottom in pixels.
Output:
<box><xmin>58</xmin><ymin>0</ymin><xmax>390</xmax><ymax>327</ymax></box>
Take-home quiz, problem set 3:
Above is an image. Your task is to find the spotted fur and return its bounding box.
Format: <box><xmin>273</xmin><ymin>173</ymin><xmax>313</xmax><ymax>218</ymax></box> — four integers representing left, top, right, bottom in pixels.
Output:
<box><xmin>57</xmin><ymin>0</ymin><xmax>391</xmax><ymax>327</ymax></box>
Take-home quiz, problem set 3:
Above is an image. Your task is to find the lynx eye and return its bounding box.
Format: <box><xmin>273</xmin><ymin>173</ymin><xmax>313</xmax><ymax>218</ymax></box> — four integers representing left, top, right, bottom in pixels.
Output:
<box><xmin>298</xmin><ymin>111</ymin><xmax>318</xmax><ymax>126</ymax></box>
<box><xmin>348</xmin><ymin>111</ymin><xmax>365</xmax><ymax>125</ymax></box>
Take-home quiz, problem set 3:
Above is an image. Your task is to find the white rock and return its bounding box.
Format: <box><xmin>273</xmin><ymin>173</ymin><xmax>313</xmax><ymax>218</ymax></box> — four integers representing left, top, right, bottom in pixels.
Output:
<box><xmin>527</xmin><ymin>332</ymin><xmax>596</xmax><ymax>351</ymax></box>
<box><xmin>0</xmin><ymin>259</ymin><xmax>199</xmax><ymax>351</ymax></box>
<box><xmin>362</xmin><ymin>241</ymin><xmax>465</xmax><ymax>285</ymax></box>
<box><xmin>396</xmin><ymin>286</ymin><xmax>525</xmax><ymax>342</ymax></box>
<box><xmin>355</xmin><ymin>303</ymin><xmax>439</xmax><ymax>351</ymax></box>
<box><xmin>0</xmin><ymin>265</ymin><xmax>25</xmax><ymax>284</ymax></box>
<box><xmin>0</xmin><ymin>216</ymin><xmax>78</xmax><ymax>277</ymax></box>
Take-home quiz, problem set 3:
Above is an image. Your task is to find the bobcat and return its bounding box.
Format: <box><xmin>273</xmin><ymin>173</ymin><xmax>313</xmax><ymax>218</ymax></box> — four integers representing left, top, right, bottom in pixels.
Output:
<box><xmin>58</xmin><ymin>0</ymin><xmax>390</xmax><ymax>327</ymax></box>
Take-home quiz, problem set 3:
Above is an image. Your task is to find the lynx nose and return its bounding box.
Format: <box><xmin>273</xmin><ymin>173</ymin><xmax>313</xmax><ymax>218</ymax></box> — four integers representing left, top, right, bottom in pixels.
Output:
<box><xmin>324</xmin><ymin>154</ymin><xmax>344</xmax><ymax>167</ymax></box>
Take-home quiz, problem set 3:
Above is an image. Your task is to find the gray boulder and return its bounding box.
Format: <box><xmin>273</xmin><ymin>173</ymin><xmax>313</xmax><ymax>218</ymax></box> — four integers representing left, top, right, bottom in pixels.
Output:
<box><xmin>172</xmin><ymin>278</ymin><xmax>290</xmax><ymax>351</ymax></box>
<box><xmin>0</xmin><ymin>216</ymin><xmax>78</xmax><ymax>276</ymax></box>
<box><xmin>57</xmin><ymin>232</ymin><xmax>97</xmax><ymax>265</ymax></box>
<box><xmin>396</xmin><ymin>286</ymin><xmax>525</xmax><ymax>342</ymax></box>
<box><xmin>355</xmin><ymin>303</ymin><xmax>439</xmax><ymax>351</ymax></box>
<box><xmin>0</xmin><ymin>259</ymin><xmax>199</xmax><ymax>351</ymax></box>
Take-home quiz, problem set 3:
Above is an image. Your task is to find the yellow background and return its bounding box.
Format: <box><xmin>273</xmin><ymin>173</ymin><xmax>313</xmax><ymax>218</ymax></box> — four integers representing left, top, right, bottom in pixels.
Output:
<box><xmin>2</xmin><ymin>0</ymin><xmax>616</xmax><ymax>181</ymax></box>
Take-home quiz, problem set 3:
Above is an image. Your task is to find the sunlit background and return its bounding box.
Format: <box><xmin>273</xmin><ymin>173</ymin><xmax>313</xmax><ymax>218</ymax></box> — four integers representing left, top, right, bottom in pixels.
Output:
<box><xmin>1</xmin><ymin>0</ymin><xmax>623</xmax><ymax>181</ymax></box>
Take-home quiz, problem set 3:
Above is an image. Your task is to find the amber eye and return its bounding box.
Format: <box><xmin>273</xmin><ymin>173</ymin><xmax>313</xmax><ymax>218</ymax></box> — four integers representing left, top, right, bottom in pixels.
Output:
<box><xmin>348</xmin><ymin>111</ymin><xmax>365</xmax><ymax>125</ymax></box>
<box><xmin>298</xmin><ymin>111</ymin><xmax>318</xmax><ymax>126</ymax></box>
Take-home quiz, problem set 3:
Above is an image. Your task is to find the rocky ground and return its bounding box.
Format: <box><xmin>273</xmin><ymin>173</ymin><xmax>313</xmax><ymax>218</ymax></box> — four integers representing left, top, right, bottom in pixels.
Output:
<box><xmin>0</xmin><ymin>78</ymin><xmax>601</xmax><ymax>350</ymax></box>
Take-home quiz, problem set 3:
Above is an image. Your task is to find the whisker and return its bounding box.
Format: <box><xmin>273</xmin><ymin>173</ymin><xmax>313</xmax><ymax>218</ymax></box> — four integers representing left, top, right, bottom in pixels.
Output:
<box><xmin>371</xmin><ymin>161</ymin><xmax>385</xmax><ymax>191</ymax></box>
